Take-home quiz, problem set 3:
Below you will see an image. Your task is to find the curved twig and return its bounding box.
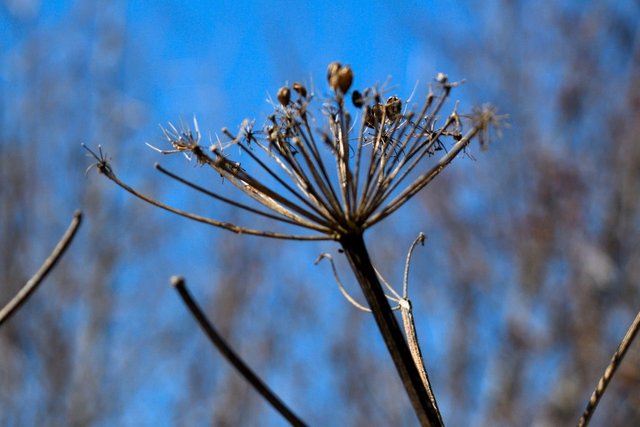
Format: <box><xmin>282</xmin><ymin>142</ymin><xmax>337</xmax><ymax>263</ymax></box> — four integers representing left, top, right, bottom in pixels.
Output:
<box><xmin>170</xmin><ymin>276</ymin><xmax>307</xmax><ymax>427</ymax></box>
<box><xmin>315</xmin><ymin>253</ymin><xmax>372</xmax><ymax>312</ymax></box>
<box><xmin>398</xmin><ymin>232</ymin><xmax>443</xmax><ymax>425</ymax></box>
<box><xmin>0</xmin><ymin>211</ymin><xmax>83</xmax><ymax>327</ymax></box>
<box><xmin>577</xmin><ymin>309</ymin><xmax>640</xmax><ymax>427</ymax></box>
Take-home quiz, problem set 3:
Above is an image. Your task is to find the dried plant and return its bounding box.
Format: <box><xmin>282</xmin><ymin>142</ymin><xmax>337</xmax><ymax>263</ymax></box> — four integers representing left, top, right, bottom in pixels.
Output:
<box><xmin>85</xmin><ymin>63</ymin><xmax>503</xmax><ymax>426</ymax></box>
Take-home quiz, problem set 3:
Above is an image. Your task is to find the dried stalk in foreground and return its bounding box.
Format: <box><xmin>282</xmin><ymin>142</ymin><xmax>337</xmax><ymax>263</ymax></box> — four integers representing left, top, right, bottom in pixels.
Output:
<box><xmin>577</xmin><ymin>309</ymin><xmax>640</xmax><ymax>426</ymax></box>
<box><xmin>86</xmin><ymin>63</ymin><xmax>502</xmax><ymax>426</ymax></box>
<box><xmin>171</xmin><ymin>276</ymin><xmax>307</xmax><ymax>427</ymax></box>
<box><xmin>317</xmin><ymin>232</ymin><xmax>443</xmax><ymax>425</ymax></box>
<box><xmin>0</xmin><ymin>210</ymin><xmax>82</xmax><ymax>327</ymax></box>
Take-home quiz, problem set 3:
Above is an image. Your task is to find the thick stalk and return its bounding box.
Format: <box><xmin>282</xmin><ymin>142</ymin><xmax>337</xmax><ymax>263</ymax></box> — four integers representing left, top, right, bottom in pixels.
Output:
<box><xmin>339</xmin><ymin>233</ymin><xmax>443</xmax><ymax>427</ymax></box>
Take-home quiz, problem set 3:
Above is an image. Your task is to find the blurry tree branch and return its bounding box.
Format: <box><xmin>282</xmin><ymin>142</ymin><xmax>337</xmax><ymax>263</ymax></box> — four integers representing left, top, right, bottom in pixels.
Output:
<box><xmin>578</xmin><ymin>309</ymin><xmax>640</xmax><ymax>426</ymax></box>
<box><xmin>0</xmin><ymin>210</ymin><xmax>82</xmax><ymax>327</ymax></box>
<box><xmin>170</xmin><ymin>276</ymin><xmax>307</xmax><ymax>427</ymax></box>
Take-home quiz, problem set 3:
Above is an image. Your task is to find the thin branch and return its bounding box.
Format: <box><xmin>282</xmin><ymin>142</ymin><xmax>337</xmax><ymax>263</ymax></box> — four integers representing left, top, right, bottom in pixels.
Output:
<box><xmin>314</xmin><ymin>253</ymin><xmax>373</xmax><ymax>312</ymax></box>
<box><xmin>0</xmin><ymin>211</ymin><xmax>83</xmax><ymax>327</ymax></box>
<box><xmin>170</xmin><ymin>276</ymin><xmax>308</xmax><ymax>427</ymax></box>
<box><xmin>577</xmin><ymin>309</ymin><xmax>640</xmax><ymax>427</ymax></box>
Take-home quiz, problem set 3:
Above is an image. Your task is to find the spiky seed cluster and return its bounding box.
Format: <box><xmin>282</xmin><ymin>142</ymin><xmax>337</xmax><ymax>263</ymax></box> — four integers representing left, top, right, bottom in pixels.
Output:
<box><xmin>91</xmin><ymin>62</ymin><xmax>502</xmax><ymax>241</ymax></box>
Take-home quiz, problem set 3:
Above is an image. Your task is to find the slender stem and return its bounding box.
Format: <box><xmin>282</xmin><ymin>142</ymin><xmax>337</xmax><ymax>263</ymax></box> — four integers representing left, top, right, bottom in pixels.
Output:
<box><xmin>399</xmin><ymin>299</ymin><xmax>444</xmax><ymax>426</ymax></box>
<box><xmin>577</xmin><ymin>308</ymin><xmax>640</xmax><ymax>427</ymax></box>
<box><xmin>338</xmin><ymin>233</ymin><xmax>443</xmax><ymax>427</ymax></box>
<box><xmin>99</xmin><ymin>164</ymin><xmax>333</xmax><ymax>241</ymax></box>
<box><xmin>155</xmin><ymin>164</ymin><xmax>323</xmax><ymax>229</ymax></box>
<box><xmin>0</xmin><ymin>211</ymin><xmax>83</xmax><ymax>327</ymax></box>
<box><xmin>171</xmin><ymin>276</ymin><xmax>308</xmax><ymax>427</ymax></box>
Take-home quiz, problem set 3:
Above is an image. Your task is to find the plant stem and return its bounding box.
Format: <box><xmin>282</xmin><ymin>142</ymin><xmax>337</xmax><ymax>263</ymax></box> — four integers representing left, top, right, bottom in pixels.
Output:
<box><xmin>577</xmin><ymin>308</ymin><xmax>640</xmax><ymax>427</ymax></box>
<box><xmin>171</xmin><ymin>276</ymin><xmax>307</xmax><ymax>427</ymax></box>
<box><xmin>0</xmin><ymin>210</ymin><xmax>82</xmax><ymax>327</ymax></box>
<box><xmin>339</xmin><ymin>233</ymin><xmax>443</xmax><ymax>427</ymax></box>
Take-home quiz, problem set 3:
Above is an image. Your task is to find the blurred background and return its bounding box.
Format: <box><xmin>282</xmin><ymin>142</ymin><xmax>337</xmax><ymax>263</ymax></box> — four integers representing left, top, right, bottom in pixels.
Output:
<box><xmin>1</xmin><ymin>0</ymin><xmax>639</xmax><ymax>425</ymax></box>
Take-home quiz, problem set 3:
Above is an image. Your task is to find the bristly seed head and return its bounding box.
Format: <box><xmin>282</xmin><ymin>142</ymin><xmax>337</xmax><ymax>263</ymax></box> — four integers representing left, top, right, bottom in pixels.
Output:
<box><xmin>132</xmin><ymin>62</ymin><xmax>503</xmax><ymax>240</ymax></box>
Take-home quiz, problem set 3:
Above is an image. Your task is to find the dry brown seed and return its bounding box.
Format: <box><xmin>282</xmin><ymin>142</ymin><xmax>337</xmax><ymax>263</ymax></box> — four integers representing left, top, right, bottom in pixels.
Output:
<box><xmin>352</xmin><ymin>90</ymin><xmax>364</xmax><ymax>108</ymax></box>
<box><xmin>327</xmin><ymin>62</ymin><xmax>342</xmax><ymax>87</ymax></box>
<box><xmin>385</xmin><ymin>96</ymin><xmax>402</xmax><ymax>121</ymax></box>
<box><xmin>292</xmin><ymin>82</ymin><xmax>307</xmax><ymax>98</ymax></box>
<box><xmin>365</xmin><ymin>103</ymin><xmax>384</xmax><ymax>128</ymax></box>
<box><xmin>334</xmin><ymin>65</ymin><xmax>353</xmax><ymax>94</ymax></box>
<box><xmin>277</xmin><ymin>86</ymin><xmax>291</xmax><ymax>106</ymax></box>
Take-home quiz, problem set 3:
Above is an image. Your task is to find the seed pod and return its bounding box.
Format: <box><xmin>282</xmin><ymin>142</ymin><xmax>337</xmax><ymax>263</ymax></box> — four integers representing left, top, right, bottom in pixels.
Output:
<box><xmin>327</xmin><ymin>62</ymin><xmax>341</xmax><ymax>87</ymax></box>
<box><xmin>352</xmin><ymin>90</ymin><xmax>364</xmax><ymax>108</ymax></box>
<box><xmin>334</xmin><ymin>65</ymin><xmax>353</xmax><ymax>94</ymax></box>
<box><xmin>277</xmin><ymin>86</ymin><xmax>291</xmax><ymax>106</ymax></box>
<box><xmin>365</xmin><ymin>103</ymin><xmax>384</xmax><ymax>128</ymax></box>
<box><xmin>292</xmin><ymin>82</ymin><xmax>307</xmax><ymax>98</ymax></box>
<box><xmin>385</xmin><ymin>96</ymin><xmax>402</xmax><ymax>121</ymax></box>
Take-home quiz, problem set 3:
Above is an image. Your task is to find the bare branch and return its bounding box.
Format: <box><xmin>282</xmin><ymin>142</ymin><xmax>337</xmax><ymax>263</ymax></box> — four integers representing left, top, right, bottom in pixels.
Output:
<box><xmin>0</xmin><ymin>211</ymin><xmax>83</xmax><ymax>327</ymax></box>
<box><xmin>578</xmin><ymin>309</ymin><xmax>640</xmax><ymax>427</ymax></box>
<box><xmin>170</xmin><ymin>276</ymin><xmax>308</xmax><ymax>427</ymax></box>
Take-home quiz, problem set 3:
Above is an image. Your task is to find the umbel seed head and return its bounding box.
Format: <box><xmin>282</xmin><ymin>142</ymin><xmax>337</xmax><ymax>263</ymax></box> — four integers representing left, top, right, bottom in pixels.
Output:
<box><xmin>277</xmin><ymin>86</ymin><xmax>291</xmax><ymax>106</ymax></box>
<box><xmin>119</xmin><ymin>62</ymin><xmax>503</xmax><ymax>242</ymax></box>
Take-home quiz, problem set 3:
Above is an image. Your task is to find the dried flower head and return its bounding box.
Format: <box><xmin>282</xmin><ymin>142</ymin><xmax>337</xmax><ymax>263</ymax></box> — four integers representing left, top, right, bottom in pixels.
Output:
<box><xmin>88</xmin><ymin>63</ymin><xmax>503</xmax><ymax>242</ymax></box>
<box><xmin>85</xmin><ymin>63</ymin><xmax>504</xmax><ymax>426</ymax></box>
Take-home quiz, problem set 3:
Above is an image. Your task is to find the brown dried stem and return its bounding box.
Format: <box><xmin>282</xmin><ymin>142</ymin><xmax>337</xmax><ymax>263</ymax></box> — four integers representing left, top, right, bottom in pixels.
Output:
<box><xmin>0</xmin><ymin>210</ymin><xmax>83</xmax><ymax>327</ymax></box>
<box><xmin>339</xmin><ymin>233</ymin><xmax>443</xmax><ymax>427</ymax></box>
<box><xmin>171</xmin><ymin>276</ymin><xmax>307</xmax><ymax>427</ymax></box>
<box><xmin>577</xmin><ymin>309</ymin><xmax>640</xmax><ymax>427</ymax></box>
